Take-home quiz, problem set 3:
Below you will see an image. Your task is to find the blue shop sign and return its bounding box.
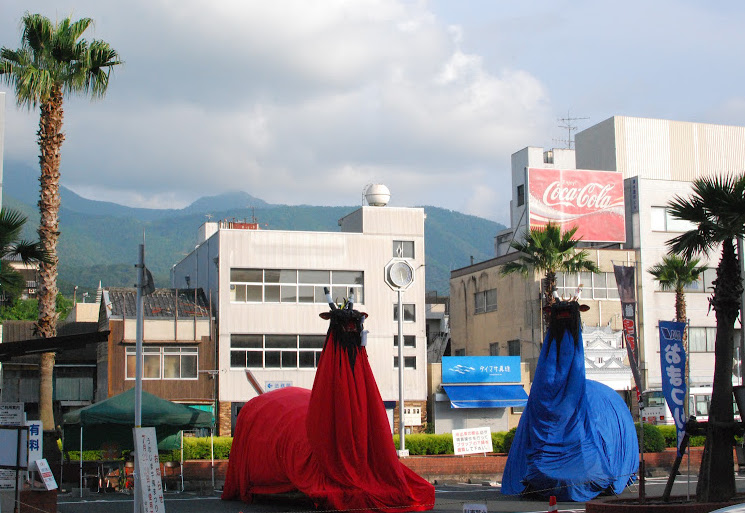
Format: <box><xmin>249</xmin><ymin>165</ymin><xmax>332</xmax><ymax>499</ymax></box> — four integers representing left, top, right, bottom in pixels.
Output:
<box><xmin>442</xmin><ymin>356</ymin><xmax>521</xmax><ymax>383</ymax></box>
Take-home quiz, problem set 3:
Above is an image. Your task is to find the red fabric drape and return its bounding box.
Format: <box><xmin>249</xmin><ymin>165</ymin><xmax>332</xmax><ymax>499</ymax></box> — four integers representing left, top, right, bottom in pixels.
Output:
<box><xmin>222</xmin><ymin>326</ymin><xmax>434</xmax><ymax>512</ymax></box>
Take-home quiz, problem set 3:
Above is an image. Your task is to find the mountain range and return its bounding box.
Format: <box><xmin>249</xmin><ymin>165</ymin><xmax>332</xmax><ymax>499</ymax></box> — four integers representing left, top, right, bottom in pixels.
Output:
<box><xmin>1</xmin><ymin>161</ymin><xmax>505</xmax><ymax>296</ymax></box>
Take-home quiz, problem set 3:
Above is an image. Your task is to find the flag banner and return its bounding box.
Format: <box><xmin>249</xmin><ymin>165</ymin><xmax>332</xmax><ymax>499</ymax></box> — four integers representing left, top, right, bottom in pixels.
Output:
<box><xmin>614</xmin><ymin>265</ymin><xmax>643</xmax><ymax>404</ymax></box>
<box><xmin>659</xmin><ymin>321</ymin><xmax>687</xmax><ymax>456</ymax></box>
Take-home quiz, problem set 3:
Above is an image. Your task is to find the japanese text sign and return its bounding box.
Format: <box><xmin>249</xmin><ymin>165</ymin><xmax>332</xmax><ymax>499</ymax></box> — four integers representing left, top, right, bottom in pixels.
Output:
<box><xmin>442</xmin><ymin>356</ymin><xmax>521</xmax><ymax>384</ymax></box>
<box><xmin>452</xmin><ymin>427</ymin><xmax>493</xmax><ymax>455</ymax></box>
<box><xmin>659</xmin><ymin>320</ymin><xmax>687</xmax><ymax>456</ymax></box>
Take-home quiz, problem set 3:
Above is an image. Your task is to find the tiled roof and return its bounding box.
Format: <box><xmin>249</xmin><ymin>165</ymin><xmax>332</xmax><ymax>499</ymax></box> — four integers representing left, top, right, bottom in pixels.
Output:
<box><xmin>107</xmin><ymin>288</ymin><xmax>211</xmax><ymax>318</ymax></box>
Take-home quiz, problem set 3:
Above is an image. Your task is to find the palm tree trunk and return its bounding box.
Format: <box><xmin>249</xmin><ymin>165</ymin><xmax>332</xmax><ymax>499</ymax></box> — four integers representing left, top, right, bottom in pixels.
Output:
<box><xmin>542</xmin><ymin>271</ymin><xmax>557</xmax><ymax>330</ymax></box>
<box><xmin>36</xmin><ymin>86</ymin><xmax>64</xmax><ymax>462</ymax></box>
<box><xmin>676</xmin><ymin>290</ymin><xmax>689</xmax><ymax>417</ymax></box>
<box><xmin>696</xmin><ymin>239</ymin><xmax>742</xmax><ymax>502</ymax></box>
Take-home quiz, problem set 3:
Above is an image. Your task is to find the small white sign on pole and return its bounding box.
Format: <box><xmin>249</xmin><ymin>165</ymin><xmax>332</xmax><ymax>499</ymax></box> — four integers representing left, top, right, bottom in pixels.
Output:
<box><xmin>26</xmin><ymin>421</ymin><xmax>42</xmax><ymax>466</ymax></box>
<box><xmin>34</xmin><ymin>460</ymin><xmax>57</xmax><ymax>491</ymax></box>
<box><xmin>0</xmin><ymin>407</ymin><xmax>25</xmax><ymax>493</ymax></box>
<box><xmin>452</xmin><ymin>427</ymin><xmax>493</xmax><ymax>455</ymax></box>
<box><xmin>133</xmin><ymin>427</ymin><xmax>165</xmax><ymax>513</ymax></box>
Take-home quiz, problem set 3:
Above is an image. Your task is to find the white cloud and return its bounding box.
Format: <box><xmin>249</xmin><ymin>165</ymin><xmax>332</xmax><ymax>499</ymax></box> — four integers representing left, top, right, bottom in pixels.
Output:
<box><xmin>19</xmin><ymin>1</ymin><xmax>745</xmax><ymax>226</ymax></box>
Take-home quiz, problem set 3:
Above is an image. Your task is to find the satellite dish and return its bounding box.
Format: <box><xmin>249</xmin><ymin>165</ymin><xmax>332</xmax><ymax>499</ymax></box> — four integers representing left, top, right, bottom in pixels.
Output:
<box><xmin>364</xmin><ymin>184</ymin><xmax>390</xmax><ymax>207</ymax></box>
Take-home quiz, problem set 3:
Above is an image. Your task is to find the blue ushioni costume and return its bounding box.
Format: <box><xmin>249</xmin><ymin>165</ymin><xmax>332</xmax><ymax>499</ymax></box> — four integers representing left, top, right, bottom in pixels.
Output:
<box><xmin>501</xmin><ymin>301</ymin><xmax>638</xmax><ymax>502</ymax></box>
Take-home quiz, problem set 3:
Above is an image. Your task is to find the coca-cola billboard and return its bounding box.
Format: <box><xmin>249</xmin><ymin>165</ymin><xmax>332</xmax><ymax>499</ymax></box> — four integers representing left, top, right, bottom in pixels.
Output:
<box><xmin>527</xmin><ymin>168</ymin><xmax>626</xmax><ymax>242</ymax></box>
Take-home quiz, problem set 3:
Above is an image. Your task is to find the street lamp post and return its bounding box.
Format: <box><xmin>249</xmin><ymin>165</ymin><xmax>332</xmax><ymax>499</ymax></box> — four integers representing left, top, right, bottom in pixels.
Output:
<box><xmin>385</xmin><ymin>259</ymin><xmax>414</xmax><ymax>457</ymax></box>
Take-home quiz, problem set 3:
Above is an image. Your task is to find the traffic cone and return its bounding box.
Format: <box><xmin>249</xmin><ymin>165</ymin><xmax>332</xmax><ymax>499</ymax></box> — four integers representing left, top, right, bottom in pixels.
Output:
<box><xmin>547</xmin><ymin>495</ymin><xmax>557</xmax><ymax>513</ymax></box>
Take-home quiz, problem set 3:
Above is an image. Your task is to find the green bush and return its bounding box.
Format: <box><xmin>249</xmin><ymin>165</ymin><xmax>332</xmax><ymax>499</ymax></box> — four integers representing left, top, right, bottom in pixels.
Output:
<box><xmin>502</xmin><ymin>427</ymin><xmax>518</xmax><ymax>455</ymax></box>
<box><xmin>657</xmin><ymin>425</ymin><xmax>677</xmax><ymax>448</ymax></box>
<box><xmin>492</xmin><ymin>431</ymin><xmax>506</xmax><ymax>453</ymax></box>
<box><xmin>636</xmin><ymin>423</ymin><xmax>666</xmax><ymax>453</ymax></box>
<box><xmin>393</xmin><ymin>434</ymin><xmax>453</xmax><ymax>455</ymax></box>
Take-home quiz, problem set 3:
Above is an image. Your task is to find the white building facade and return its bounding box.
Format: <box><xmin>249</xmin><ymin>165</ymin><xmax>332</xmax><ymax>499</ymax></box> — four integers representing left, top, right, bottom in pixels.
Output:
<box><xmin>576</xmin><ymin>116</ymin><xmax>745</xmax><ymax>390</ymax></box>
<box><xmin>482</xmin><ymin>116</ymin><xmax>744</xmax><ymax>395</ymax></box>
<box><xmin>172</xmin><ymin>203</ymin><xmax>429</xmax><ymax>435</ymax></box>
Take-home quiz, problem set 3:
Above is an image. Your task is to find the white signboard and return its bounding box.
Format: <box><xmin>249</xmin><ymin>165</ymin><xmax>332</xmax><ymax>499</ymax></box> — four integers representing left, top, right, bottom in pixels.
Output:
<box><xmin>452</xmin><ymin>427</ymin><xmax>493</xmax><ymax>455</ymax></box>
<box><xmin>34</xmin><ymin>460</ymin><xmax>57</xmax><ymax>491</ymax></box>
<box><xmin>26</xmin><ymin>421</ymin><xmax>42</xmax><ymax>466</ymax></box>
<box><xmin>133</xmin><ymin>427</ymin><xmax>165</xmax><ymax>513</ymax></box>
<box><xmin>0</xmin><ymin>427</ymin><xmax>28</xmax><ymax>468</ymax></box>
<box><xmin>403</xmin><ymin>406</ymin><xmax>422</xmax><ymax>426</ymax></box>
<box><xmin>463</xmin><ymin>504</ymin><xmax>488</xmax><ymax>513</ymax></box>
<box><xmin>0</xmin><ymin>404</ymin><xmax>24</xmax><ymax>490</ymax></box>
<box><xmin>0</xmin><ymin>404</ymin><xmax>23</xmax><ymax>426</ymax></box>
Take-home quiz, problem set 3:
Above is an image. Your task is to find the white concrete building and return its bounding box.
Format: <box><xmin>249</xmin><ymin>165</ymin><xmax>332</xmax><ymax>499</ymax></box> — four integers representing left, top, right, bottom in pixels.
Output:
<box><xmin>575</xmin><ymin>117</ymin><xmax>745</xmax><ymax>389</ymax></box>
<box><xmin>485</xmin><ymin>116</ymin><xmax>744</xmax><ymax>394</ymax></box>
<box><xmin>172</xmin><ymin>196</ymin><xmax>429</xmax><ymax>435</ymax></box>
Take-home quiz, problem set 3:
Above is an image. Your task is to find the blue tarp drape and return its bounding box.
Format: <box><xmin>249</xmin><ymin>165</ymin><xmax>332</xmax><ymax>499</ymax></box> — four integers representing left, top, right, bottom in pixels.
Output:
<box><xmin>501</xmin><ymin>302</ymin><xmax>638</xmax><ymax>502</ymax></box>
<box><xmin>442</xmin><ymin>385</ymin><xmax>528</xmax><ymax>408</ymax></box>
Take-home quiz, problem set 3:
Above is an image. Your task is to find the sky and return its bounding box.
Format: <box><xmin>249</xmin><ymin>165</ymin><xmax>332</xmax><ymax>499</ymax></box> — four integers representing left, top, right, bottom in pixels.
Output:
<box><xmin>2</xmin><ymin>1</ymin><xmax>745</xmax><ymax>225</ymax></box>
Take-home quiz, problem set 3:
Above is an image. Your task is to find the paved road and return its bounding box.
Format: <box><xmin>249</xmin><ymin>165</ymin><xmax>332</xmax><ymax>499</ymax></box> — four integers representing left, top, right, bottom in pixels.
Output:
<box><xmin>52</xmin><ymin>475</ymin><xmax>745</xmax><ymax>513</ymax></box>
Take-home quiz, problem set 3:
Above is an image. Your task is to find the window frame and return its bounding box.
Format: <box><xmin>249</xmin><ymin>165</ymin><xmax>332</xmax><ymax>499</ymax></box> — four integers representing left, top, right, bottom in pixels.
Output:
<box><xmin>125</xmin><ymin>346</ymin><xmax>199</xmax><ymax>380</ymax></box>
<box><xmin>393</xmin><ymin>356</ymin><xmax>417</xmax><ymax>369</ymax></box>
<box><xmin>556</xmin><ymin>272</ymin><xmax>619</xmax><ymax>301</ymax></box>
<box><xmin>393</xmin><ymin>240</ymin><xmax>415</xmax><ymax>259</ymax></box>
<box><xmin>230</xmin><ymin>268</ymin><xmax>364</xmax><ymax>305</ymax></box>
<box><xmin>474</xmin><ymin>288</ymin><xmax>497</xmax><ymax>314</ymax></box>
<box><xmin>393</xmin><ymin>335</ymin><xmax>416</xmax><ymax>348</ymax></box>
<box><xmin>229</xmin><ymin>333</ymin><xmax>326</xmax><ymax>369</ymax></box>
<box><xmin>393</xmin><ymin>303</ymin><xmax>416</xmax><ymax>322</ymax></box>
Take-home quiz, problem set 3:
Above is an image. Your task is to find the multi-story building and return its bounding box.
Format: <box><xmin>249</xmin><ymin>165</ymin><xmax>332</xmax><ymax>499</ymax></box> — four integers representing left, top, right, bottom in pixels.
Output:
<box><xmin>97</xmin><ymin>287</ymin><xmax>217</xmax><ymax>417</ymax></box>
<box><xmin>451</xmin><ymin>116</ymin><xmax>745</xmax><ymax>409</ymax></box>
<box><xmin>172</xmin><ymin>191</ymin><xmax>428</xmax><ymax>436</ymax></box>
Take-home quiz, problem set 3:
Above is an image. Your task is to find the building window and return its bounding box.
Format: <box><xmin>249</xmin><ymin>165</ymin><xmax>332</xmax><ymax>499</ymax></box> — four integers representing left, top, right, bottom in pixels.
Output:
<box><xmin>125</xmin><ymin>346</ymin><xmax>198</xmax><ymax>380</ymax></box>
<box><xmin>556</xmin><ymin>272</ymin><xmax>619</xmax><ymax>300</ymax></box>
<box><xmin>517</xmin><ymin>184</ymin><xmax>525</xmax><ymax>207</ymax></box>
<box><xmin>393</xmin><ymin>335</ymin><xmax>416</xmax><ymax>348</ymax></box>
<box><xmin>650</xmin><ymin>206</ymin><xmax>697</xmax><ymax>233</ymax></box>
<box><xmin>230</xmin><ymin>268</ymin><xmax>364</xmax><ymax>305</ymax></box>
<box><xmin>474</xmin><ymin>289</ymin><xmax>497</xmax><ymax>314</ymax></box>
<box><xmin>489</xmin><ymin>342</ymin><xmax>499</xmax><ymax>356</ymax></box>
<box><xmin>393</xmin><ymin>303</ymin><xmax>416</xmax><ymax>322</ymax></box>
<box><xmin>394</xmin><ymin>356</ymin><xmax>417</xmax><ymax>369</ymax></box>
<box><xmin>230</xmin><ymin>334</ymin><xmax>325</xmax><ymax>369</ymax></box>
<box><xmin>393</xmin><ymin>240</ymin><xmax>415</xmax><ymax>259</ymax></box>
<box><xmin>508</xmin><ymin>340</ymin><xmax>521</xmax><ymax>357</ymax></box>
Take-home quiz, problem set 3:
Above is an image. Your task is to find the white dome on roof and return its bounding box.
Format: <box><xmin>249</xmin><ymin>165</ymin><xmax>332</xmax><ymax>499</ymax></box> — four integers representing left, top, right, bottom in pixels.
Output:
<box><xmin>365</xmin><ymin>184</ymin><xmax>390</xmax><ymax>206</ymax></box>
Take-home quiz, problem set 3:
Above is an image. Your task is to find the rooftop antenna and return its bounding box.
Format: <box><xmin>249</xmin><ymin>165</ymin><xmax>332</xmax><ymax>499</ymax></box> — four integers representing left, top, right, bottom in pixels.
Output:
<box><xmin>205</xmin><ymin>213</ymin><xmax>213</xmax><ymax>221</ymax></box>
<box><xmin>554</xmin><ymin>110</ymin><xmax>589</xmax><ymax>149</ymax></box>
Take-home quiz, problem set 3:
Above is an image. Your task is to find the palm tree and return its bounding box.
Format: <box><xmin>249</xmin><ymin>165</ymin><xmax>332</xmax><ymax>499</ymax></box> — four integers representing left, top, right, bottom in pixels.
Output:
<box><xmin>648</xmin><ymin>254</ymin><xmax>707</xmax><ymax>323</ymax></box>
<box><xmin>500</xmin><ymin>222</ymin><xmax>600</xmax><ymax>330</ymax></box>
<box><xmin>0</xmin><ymin>207</ymin><xmax>48</xmax><ymax>301</ymax></box>
<box><xmin>1</xmin><ymin>13</ymin><xmax>121</xmax><ymax>451</ymax></box>
<box><xmin>648</xmin><ymin>255</ymin><xmax>707</xmax><ymax>418</ymax></box>
<box><xmin>666</xmin><ymin>172</ymin><xmax>745</xmax><ymax>502</ymax></box>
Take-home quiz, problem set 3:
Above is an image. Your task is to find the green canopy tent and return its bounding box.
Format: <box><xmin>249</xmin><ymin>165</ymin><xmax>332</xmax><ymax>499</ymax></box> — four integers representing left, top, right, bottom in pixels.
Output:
<box><xmin>62</xmin><ymin>388</ymin><xmax>214</xmax><ymax>494</ymax></box>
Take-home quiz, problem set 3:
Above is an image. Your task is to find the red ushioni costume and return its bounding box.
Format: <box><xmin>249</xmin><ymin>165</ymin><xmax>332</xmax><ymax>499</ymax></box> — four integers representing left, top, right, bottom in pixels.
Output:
<box><xmin>221</xmin><ymin>307</ymin><xmax>435</xmax><ymax>512</ymax></box>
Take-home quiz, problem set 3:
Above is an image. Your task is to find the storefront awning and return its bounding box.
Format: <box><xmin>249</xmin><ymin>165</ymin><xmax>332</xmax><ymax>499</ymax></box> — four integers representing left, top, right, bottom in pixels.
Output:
<box><xmin>442</xmin><ymin>384</ymin><xmax>528</xmax><ymax>409</ymax></box>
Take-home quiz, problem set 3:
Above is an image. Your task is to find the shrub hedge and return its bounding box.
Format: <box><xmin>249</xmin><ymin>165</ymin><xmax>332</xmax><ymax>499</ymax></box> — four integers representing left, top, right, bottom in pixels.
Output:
<box><xmin>64</xmin><ymin>425</ymin><xmax>696</xmax><ymax>461</ymax></box>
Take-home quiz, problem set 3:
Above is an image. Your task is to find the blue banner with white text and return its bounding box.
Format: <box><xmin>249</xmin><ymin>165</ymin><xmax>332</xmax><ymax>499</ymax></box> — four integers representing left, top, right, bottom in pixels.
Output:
<box><xmin>659</xmin><ymin>320</ymin><xmax>688</xmax><ymax>456</ymax></box>
<box><xmin>441</xmin><ymin>356</ymin><xmax>521</xmax><ymax>383</ymax></box>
